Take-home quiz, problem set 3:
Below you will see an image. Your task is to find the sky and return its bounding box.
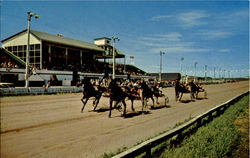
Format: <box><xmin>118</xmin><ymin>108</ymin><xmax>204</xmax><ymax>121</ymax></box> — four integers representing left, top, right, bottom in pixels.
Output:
<box><xmin>1</xmin><ymin>0</ymin><xmax>249</xmax><ymax>78</ymax></box>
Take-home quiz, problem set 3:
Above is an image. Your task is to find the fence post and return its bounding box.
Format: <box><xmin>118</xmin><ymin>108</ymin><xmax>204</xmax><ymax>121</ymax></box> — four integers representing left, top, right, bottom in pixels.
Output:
<box><xmin>197</xmin><ymin>118</ymin><xmax>202</xmax><ymax>128</ymax></box>
<box><xmin>145</xmin><ymin>145</ymin><xmax>152</xmax><ymax>158</ymax></box>
<box><xmin>208</xmin><ymin>113</ymin><xmax>213</xmax><ymax>122</ymax></box>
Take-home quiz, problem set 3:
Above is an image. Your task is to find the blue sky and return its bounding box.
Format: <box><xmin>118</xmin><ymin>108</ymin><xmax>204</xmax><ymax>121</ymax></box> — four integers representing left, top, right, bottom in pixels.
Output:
<box><xmin>1</xmin><ymin>1</ymin><xmax>249</xmax><ymax>78</ymax></box>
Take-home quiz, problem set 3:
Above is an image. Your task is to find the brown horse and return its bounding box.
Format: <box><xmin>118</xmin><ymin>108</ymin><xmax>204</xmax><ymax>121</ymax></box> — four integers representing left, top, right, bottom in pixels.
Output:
<box><xmin>81</xmin><ymin>78</ymin><xmax>106</xmax><ymax>112</ymax></box>
<box><xmin>108</xmin><ymin>79</ymin><xmax>128</xmax><ymax>117</ymax></box>
<box><xmin>174</xmin><ymin>80</ymin><xmax>194</xmax><ymax>101</ymax></box>
<box><xmin>188</xmin><ymin>81</ymin><xmax>207</xmax><ymax>99</ymax></box>
<box><xmin>108</xmin><ymin>79</ymin><xmax>137</xmax><ymax>118</ymax></box>
<box><xmin>139</xmin><ymin>81</ymin><xmax>169</xmax><ymax>110</ymax></box>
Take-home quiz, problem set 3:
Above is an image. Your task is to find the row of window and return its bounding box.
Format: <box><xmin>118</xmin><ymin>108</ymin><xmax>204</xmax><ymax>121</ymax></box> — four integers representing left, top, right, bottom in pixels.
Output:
<box><xmin>5</xmin><ymin>44</ymin><xmax>41</xmax><ymax>68</ymax></box>
<box><xmin>6</xmin><ymin>44</ymin><xmax>40</xmax><ymax>52</ymax></box>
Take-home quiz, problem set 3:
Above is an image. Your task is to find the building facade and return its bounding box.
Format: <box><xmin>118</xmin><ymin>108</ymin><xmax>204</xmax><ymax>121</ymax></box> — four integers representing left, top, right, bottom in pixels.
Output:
<box><xmin>1</xmin><ymin>30</ymin><xmax>125</xmax><ymax>72</ymax></box>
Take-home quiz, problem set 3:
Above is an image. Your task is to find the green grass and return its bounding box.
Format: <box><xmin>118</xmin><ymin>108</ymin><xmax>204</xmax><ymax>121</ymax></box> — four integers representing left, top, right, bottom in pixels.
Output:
<box><xmin>157</xmin><ymin>95</ymin><xmax>249</xmax><ymax>158</ymax></box>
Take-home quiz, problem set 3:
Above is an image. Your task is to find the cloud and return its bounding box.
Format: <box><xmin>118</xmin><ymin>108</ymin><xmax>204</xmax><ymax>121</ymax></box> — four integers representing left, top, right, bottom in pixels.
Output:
<box><xmin>218</xmin><ymin>49</ymin><xmax>231</xmax><ymax>53</ymax></box>
<box><xmin>196</xmin><ymin>30</ymin><xmax>233</xmax><ymax>40</ymax></box>
<box><xmin>177</xmin><ymin>11</ymin><xmax>210</xmax><ymax>28</ymax></box>
<box><xmin>216</xmin><ymin>10</ymin><xmax>249</xmax><ymax>27</ymax></box>
<box><xmin>149</xmin><ymin>10</ymin><xmax>210</xmax><ymax>29</ymax></box>
<box><xmin>136</xmin><ymin>33</ymin><xmax>210</xmax><ymax>54</ymax></box>
<box><xmin>150</xmin><ymin>47</ymin><xmax>210</xmax><ymax>54</ymax></box>
<box><xmin>142</xmin><ymin>32</ymin><xmax>182</xmax><ymax>42</ymax></box>
<box><xmin>149</xmin><ymin>15</ymin><xmax>172</xmax><ymax>21</ymax></box>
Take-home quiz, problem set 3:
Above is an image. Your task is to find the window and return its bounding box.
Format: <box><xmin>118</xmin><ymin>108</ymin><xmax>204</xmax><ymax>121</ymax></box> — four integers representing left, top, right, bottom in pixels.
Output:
<box><xmin>7</xmin><ymin>47</ymin><xmax>12</xmax><ymax>52</ymax></box>
<box><xmin>30</xmin><ymin>44</ymin><xmax>34</xmax><ymax>51</ymax></box>
<box><xmin>35</xmin><ymin>44</ymin><xmax>40</xmax><ymax>50</ymax></box>
<box><xmin>30</xmin><ymin>51</ymin><xmax>34</xmax><ymax>57</ymax></box>
<box><xmin>18</xmin><ymin>46</ymin><xmax>23</xmax><ymax>51</ymax></box>
<box><xmin>13</xmin><ymin>46</ymin><xmax>17</xmax><ymax>51</ymax></box>
<box><xmin>35</xmin><ymin>57</ymin><xmax>40</xmax><ymax>63</ymax></box>
<box><xmin>35</xmin><ymin>51</ymin><xmax>40</xmax><ymax>56</ymax></box>
<box><xmin>30</xmin><ymin>57</ymin><xmax>34</xmax><ymax>63</ymax></box>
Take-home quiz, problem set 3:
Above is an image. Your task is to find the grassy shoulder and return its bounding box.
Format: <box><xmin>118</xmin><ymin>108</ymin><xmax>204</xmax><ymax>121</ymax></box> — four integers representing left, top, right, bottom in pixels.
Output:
<box><xmin>158</xmin><ymin>95</ymin><xmax>249</xmax><ymax>158</ymax></box>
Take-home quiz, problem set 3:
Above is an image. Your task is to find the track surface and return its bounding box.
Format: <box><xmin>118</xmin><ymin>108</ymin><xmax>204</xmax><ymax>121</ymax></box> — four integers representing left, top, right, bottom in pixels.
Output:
<box><xmin>0</xmin><ymin>81</ymin><xmax>248</xmax><ymax>158</ymax></box>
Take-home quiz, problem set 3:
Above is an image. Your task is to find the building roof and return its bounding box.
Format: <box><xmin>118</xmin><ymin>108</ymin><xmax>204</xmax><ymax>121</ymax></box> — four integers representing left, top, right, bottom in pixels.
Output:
<box><xmin>30</xmin><ymin>30</ymin><xmax>104</xmax><ymax>52</ymax></box>
<box><xmin>96</xmin><ymin>49</ymin><xmax>125</xmax><ymax>59</ymax></box>
<box><xmin>2</xmin><ymin>29</ymin><xmax>104</xmax><ymax>52</ymax></box>
<box><xmin>2</xmin><ymin>29</ymin><xmax>126</xmax><ymax>58</ymax></box>
<box><xmin>94</xmin><ymin>37</ymin><xmax>112</xmax><ymax>41</ymax></box>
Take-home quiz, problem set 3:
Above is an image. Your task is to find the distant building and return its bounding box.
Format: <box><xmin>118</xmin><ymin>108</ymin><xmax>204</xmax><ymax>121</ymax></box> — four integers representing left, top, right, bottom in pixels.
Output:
<box><xmin>151</xmin><ymin>73</ymin><xmax>181</xmax><ymax>81</ymax></box>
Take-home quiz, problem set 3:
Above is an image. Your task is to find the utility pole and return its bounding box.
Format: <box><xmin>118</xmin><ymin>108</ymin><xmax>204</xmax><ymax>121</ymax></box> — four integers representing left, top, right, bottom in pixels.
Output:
<box><xmin>25</xmin><ymin>12</ymin><xmax>39</xmax><ymax>88</ymax></box>
<box><xmin>214</xmin><ymin>67</ymin><xmax>216</xmax><ymax>79</ymax></box>
<box><xmin>180</xmin><ymin>57</ymin><xmax>184</xmax><ymax>80</ymax></box>
<box><xmin>194</xmin><ymin>62</ymin><xmax>198</xmax><ymax>82</ymax></box>
<box><xmin>205</xmin><ymin>65</ymin><xmax>207</xmax><ymax>83</ymax></box>
<box><xmin>159</xmin><ymin>51</ymin><xmax>165</xmax><ymax>82</ymax></box>
<box><xmin>112</xmin><ymin>36</ymin><xmax>120</xmax><ymax>80</ymax></box>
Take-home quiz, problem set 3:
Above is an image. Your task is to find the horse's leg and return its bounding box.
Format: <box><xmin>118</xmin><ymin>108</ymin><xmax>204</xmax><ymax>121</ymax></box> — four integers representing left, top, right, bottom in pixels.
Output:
<box><xmin>93</xmin><ymin>94</ymin><xmax>101</xmax><ymax>111</ymax></box>
<box><xmin>113</xmin><ymin>101</ymin><xmax>122</xmax><ymax>111</ymax></box>
<box><xmin>179</xmin><ymin>93</ymin><xmax>183</xmax><ymax>101</ymax></box>
<box><xmin>131</xmin><ymin>99</ymin><xmax>135</xmax><ymax>111</ymax></box>
<box><xmin>175</xmin><ymin>92</ymin><xmax>179</xmax><ymax>102</ymax></box>
<box><xmin>150</xmin><ymin>96</ymin><xmax>155</xmax><ymax>109</ymax></box>
<box><xmin>190</xmin><ymin>92</ymin><xmax>194</xmax><ymax>101</ymax></box>
<box><xmin>141</xmin><ymin>97</ymin><xmax>145</xmax><ymax>113</ymax></box>
<box><xmin>156</xmin><ymin>96</ymin><xmax>159</xmax><ymax>104</ymax></box>
<box><xmin>81</xmin><ymin>96</ymin><xmax>89</xmax><ymax>112</ymax></box>
<box><xmin>109</xmin><ymin>99</ymin><xmax>113</xmax><ymax>118</ymax></box>
<box><xmin>162</xmin><ymin>94</ymin><xmax>168</xmax><ymax>106</ymax></box>
<box><xmin>122</xmin><ymin>100</ymin><xmax>127</xmax><ymax>117</ymax></box>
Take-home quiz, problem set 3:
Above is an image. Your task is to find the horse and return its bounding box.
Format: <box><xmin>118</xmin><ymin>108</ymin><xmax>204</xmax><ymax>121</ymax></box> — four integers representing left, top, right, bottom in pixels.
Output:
<box><xmin>80</xmin><ymin>78</ymin><xmax>105</xmax><ymax>112</ymax></box>
<box><xmin>139</xmin><ymin>81</ymin><xmax>169</xmax><ymax>110</ymax></box>
<box><xmin>108</xmin><ymin>79</ymin><xmax>142</xmax><ymax>117</ymax></box>
<box><xmin>188</xmin><ymin>81</ymin><xmax>207</xmax><ymax>99</ymax></box>
<box><xmin>108</xmin><ymin>79</ymin><xmax>129</xmax><ymax>117</ymax></box>
<box><xmin>174</xmin><ymin>80</ymin><xmax>194</xmax><ymax>101</ymax></box>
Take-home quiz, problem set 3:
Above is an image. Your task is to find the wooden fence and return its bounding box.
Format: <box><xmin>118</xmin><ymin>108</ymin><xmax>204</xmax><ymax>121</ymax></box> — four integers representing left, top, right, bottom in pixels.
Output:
<box><xmin>112</xmin><ymin>91</ymin><xmax>249</xmax><ymax>158</ymax></box>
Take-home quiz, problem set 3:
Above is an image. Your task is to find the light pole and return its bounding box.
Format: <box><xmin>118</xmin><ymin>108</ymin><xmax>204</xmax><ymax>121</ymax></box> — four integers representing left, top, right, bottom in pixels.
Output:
<box><xmin>159</xmin><ymin>51</ymin><xmax>165</xmax><ymax>82</ymax></box>
<box><xmin>112</xmin><ymin>36</ymin><xmax>120</xmax><ymax>80</ymax></box>
<box><xmin>219</xmin><ymin>68</ymin><xmax>221</xmax><ymax>79</ymax></box>
<box><xmin>214</xmin><ymin>67</ymin><xmax>216</xmax><ymax>79</ymax></box>
<box><xmin>194</xmin><ymin>62</ymin><xmax>198</xmax><ymax>82</ymax></box>
<box><xmin>180</xmin><ymin>57</ymin><xmax>184</xmax><ymax>81</ymax></box>
<box><xmin>205</xmin><ymin>65</ymin><xmax>207</xmax><ymax>82</ymax></box>
<box><xmin>25</xmin><ymin>11</ymin><xmax>39</xmax><ymax>88</ymax></box>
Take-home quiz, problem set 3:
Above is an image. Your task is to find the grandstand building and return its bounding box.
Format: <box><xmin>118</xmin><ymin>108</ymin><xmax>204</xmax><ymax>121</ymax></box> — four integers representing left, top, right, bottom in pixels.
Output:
<box><xmin>1</xmin><ymin>29</ymin><xmax>125</xmax><ymax>71</ymax></box>
<box><xmin>1</xmin><ymin>30</ymin><xmax>149</xmax><ymax>86</ymax></box>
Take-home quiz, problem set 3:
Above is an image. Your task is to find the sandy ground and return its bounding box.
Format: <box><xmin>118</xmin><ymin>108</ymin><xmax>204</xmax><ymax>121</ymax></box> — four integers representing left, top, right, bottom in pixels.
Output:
<box><xmin>0</xmin><ymin>81</ymin><xmax>249</xmax><ymax>158</ymax></box>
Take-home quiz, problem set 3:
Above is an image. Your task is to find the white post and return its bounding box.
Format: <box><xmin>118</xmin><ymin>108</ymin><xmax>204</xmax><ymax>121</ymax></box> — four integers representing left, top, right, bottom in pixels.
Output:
<box><xmin>25</xmin><ymin>12</ymin><xmax>39</xmax><ymax>88</ymax></box>
<box><xmin>112</xmin><ymin>36</ymin><xmax>119</xmax><ymax>80</ymax></box>
<box><xmin>25</xmin><ymin>16</ymin><xmax>31</xmax><ymax>88</ymax></box>
<box><xmin>159</xmin><ymin>51</ymin><xmax>165</xmax><ymax>82</ymax></box>
<box><xmin>112</xmin><ymin>41</ymin><xmax>116</xmax><ymax>80</ymax></box>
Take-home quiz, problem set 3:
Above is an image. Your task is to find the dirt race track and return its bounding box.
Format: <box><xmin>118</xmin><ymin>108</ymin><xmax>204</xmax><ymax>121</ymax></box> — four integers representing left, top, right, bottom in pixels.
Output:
<box><xmin>0</xmin><ymin>81</ymin><xmax>249</xmax><ymax>158</ymax></box>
